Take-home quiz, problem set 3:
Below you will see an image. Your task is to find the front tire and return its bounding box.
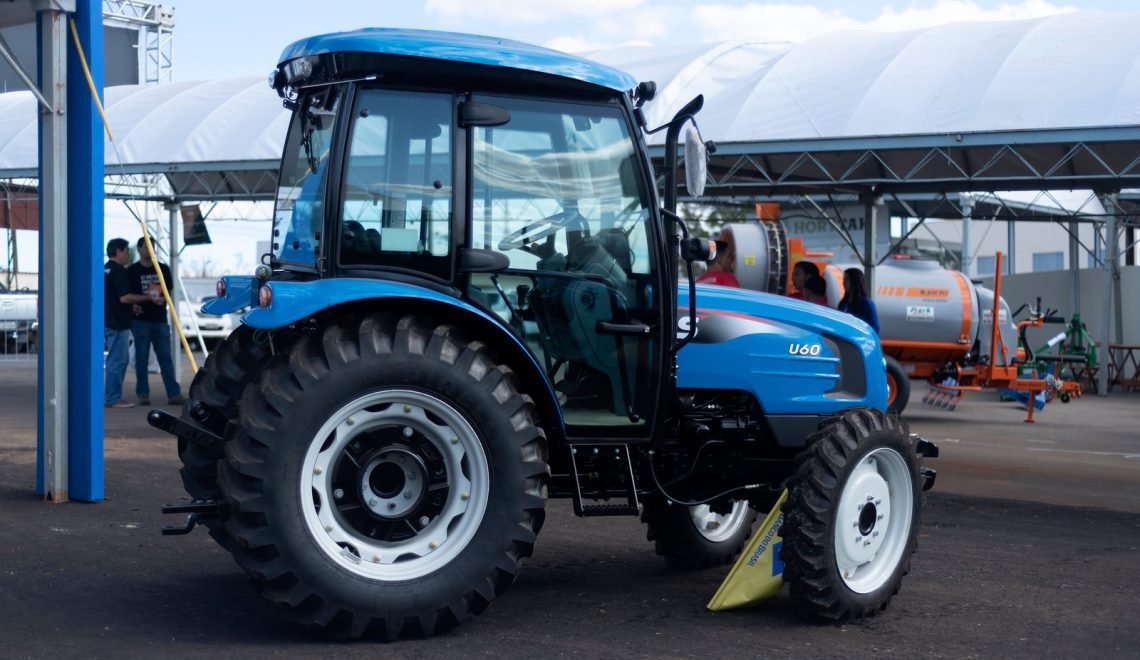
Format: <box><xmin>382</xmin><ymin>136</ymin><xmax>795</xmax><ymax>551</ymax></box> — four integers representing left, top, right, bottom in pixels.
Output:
<box><xmin>218</xmin><ymin>314</ymin><xmax>549</xmax><ymax>639</ymax></box>
<box><xmin>779</xmin><ymin>409</ymin><xmax>921</xmax><ymax>621</ymax></box>
<box><xmin>642</xmin><ymin>497</ymin><xmax>757</xmax><ymax>569</ymax></box>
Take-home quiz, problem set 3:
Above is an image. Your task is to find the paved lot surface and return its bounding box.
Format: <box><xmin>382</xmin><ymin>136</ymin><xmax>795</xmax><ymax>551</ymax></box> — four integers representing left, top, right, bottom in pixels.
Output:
<box><xmin>1</xmin><ymin>357</ymin><xmax>1138</xmax><ymax>658</ymax></box>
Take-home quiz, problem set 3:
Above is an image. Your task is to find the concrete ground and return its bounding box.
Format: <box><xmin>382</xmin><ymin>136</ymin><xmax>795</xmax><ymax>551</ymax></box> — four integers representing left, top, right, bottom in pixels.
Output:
<box><xmin>1</xmin><ymin>356</ymin><xmax>1138</xmax><ymax>657</ymax></box>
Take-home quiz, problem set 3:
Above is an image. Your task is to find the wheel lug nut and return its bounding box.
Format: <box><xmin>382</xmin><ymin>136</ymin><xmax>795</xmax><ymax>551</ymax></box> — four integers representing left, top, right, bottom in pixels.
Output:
<box><xmin>450</xmin><ymin>437</ymin><xmax>459</xmax><ymax>445</ymax></box>
<box><xmin>403</xmin><ymin>427</ymin><xmax>413</xmax><ymax>438</ymax></box>
<box><xmin>873</xmin><ymin>531</ymin><xmax>879</xmax><ymax>537</ymax></box>
<box><xmin>408</xmin><ymin>472</ymin><xmax>417</xmax><ymax>481</ymax></box>
<box><xmin>419</xmin><ymin>516</ymin><xmax>430</xmax><ymax>526</ymax></box>
<box><xmin>346</xmin><ymin>417</ymin><xmax>355</xmax><ymax>426</ymax></box>
<box><xmin>387</xmin><ymin>502</ymin><xmax>396</xmax><ymax>510</ymax></box>
<box><xmin>857</xmin><ymin>504</ymin><xmax>864</xmax><ymax>510</ymax></box>
<box><xmin>373</xmin><ymin>555</ymin><xmax>381</xmax><ymax>563</ymax></box>
<box><xmin>368</xmin><ymin>498</ymin><xmax>378</xmax><ymax>507</ymax></box>
<box><xmin>324</xmin><ymin>525</ymin><xmax>332</xmax><ymax>532</ymax></box>
<box><xmin>403</xmin><ymin>491</ymin><xmax>412</xmax><ymax>499</ymax></box>
<box><xmin>855</xmin><ymin>536</ymin><xmax>862</xmax><ymax>542</ymax></box>
<box><xmin>461</xmin><ymin>493</ymin><xmax>470</xmax><ymax>501</ymax></box>
<box><xmin>864</xmin><ymin>540</ymin><xmax>871</xmax><ymax>546</ymax></box>
<box><xmin>334</xmin><ymin>489</ymin><xmax>344</xmax><ymax>500</ymax></box>
<box><xmin>877</xmin><ymin>514</ymin><xmax>884</xmax><ymax>520</ymax></box>
<box><xmin>875</xmin><ymin>499</ymin><xmax>882</xmax><ymax>506</ymax></box>
<box><xmin>404</xmin><ymin>405</ymin><xmax>412</xmax><ymax>413</ymax></box>
<box><xmin>429</xmin><ymin>541</ymin><xmax>439</xmax><ymax>550</ymax></box>
<box><xmin>866</xmin><ymin>495</ymin><xmax>874</xmax><ymax>501</ymax></box>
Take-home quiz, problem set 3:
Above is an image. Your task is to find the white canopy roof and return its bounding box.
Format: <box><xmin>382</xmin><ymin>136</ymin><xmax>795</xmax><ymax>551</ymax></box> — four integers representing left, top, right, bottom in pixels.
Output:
<box><xmin>0</xmin><ymin>11</ymin><xmax>1137</xmax><ymax>199</ymax></box>
<box><xmin>0</xmin><ymin>76</ymin><xmax>287</xmax><ymax>198</ymax></box>
<box><xmin>588</xmin><ymin>11</ymin><xmax>1140</xmax><ymax>145</ymax></box>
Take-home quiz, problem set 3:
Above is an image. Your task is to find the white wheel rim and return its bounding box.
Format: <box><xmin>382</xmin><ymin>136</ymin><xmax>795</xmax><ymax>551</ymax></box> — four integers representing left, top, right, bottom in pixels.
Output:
<box><xmin>688</xmin><ymin>500</ymin><xmax>752</xmax><ymax>543</ymax></box>
<box><xmin>833</xmin><ymin>447</ymin><xmax>914</xmax><ymax>594</ymax></box>
<box><xmin>299</xmin><ymin>389</ymin><xmax>490</xmax><ymax>581</ymax></box>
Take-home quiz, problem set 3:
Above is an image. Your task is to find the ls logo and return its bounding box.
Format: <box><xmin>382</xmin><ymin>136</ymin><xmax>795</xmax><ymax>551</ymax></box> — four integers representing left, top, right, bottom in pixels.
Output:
<box><xmin>788</xmin><ymin>342</ymin><xmax>822</xmax><ymax>356</ymax></box>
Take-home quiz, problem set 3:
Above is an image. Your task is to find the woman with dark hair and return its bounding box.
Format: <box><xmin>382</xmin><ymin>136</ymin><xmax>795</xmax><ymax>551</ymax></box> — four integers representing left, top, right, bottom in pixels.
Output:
<box><xmin>838</xmin><ymin>267</ymin><xmax>879</xmax><ymax>333</ymax></box>
<box><xmin>789</xmin><ymin>261</ymin><xmax>820</xmax><ymax>300</ymax></box>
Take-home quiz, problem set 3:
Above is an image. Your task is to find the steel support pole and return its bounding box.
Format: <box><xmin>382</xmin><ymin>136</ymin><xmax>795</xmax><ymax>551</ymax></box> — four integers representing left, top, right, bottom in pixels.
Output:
<box><xmin>1097</xmin><ymin>193</ymin><xmax>1120</xmax><ymax>396</ymax></box>
<box><xmin>959</xmin><ymin>193</ymin><xmax>974</xmax><ymax>277</ymax></box>
<box><xmin>1007</xmin><ymin>219</ymin><xmax>1016</xmax><ymax>275</ymax></box>
<box><xmin>167</xmin><ymin>202</ymin><xmax>181</xmax><ymax>384</ymax></box>
<box><xmin>862</xmin><ymin>194</ymin><xmax>879</xmax><ymax>292</ymax></box>
<box><xmin>35</xmin><ymin>2</ymin><xmax>69</xmax><ymax>502</ymax></box>
<box><xmin>1068</xmin><ymin>220</ymin><xmax>1080</xmax><ymax>317</ymax></box>
<box><xmin>66</xmin><ymin>0</ymin><xmax>104</xmax><ymax>501</ymax></box>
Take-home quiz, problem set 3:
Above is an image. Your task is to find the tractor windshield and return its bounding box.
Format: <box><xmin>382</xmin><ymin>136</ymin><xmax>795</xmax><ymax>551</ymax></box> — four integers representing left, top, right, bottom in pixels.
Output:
<box><xmin>272</xmin><ymin>85</ymin><xmax>344</xmax><ymax>269</ymax></box>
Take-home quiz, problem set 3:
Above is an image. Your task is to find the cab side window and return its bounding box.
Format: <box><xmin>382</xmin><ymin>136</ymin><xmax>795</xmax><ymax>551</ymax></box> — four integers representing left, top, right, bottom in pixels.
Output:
<box><xmin>339</xmin><ymin>89</ymin><xmax>453</xmax><ymax>279</ymax></box>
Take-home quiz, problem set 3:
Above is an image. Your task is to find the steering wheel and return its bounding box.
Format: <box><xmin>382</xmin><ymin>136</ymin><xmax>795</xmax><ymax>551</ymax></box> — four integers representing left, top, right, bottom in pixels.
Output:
<box><xmin>498</xmin><ymin>210</ymin><xmax>584</xmax><ymax>251</ymax></box>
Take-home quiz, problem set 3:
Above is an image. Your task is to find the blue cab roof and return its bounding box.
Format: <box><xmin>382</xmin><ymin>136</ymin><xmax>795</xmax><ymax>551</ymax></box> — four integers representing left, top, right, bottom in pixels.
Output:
<box><xmin>279</xmin><ymin>28</ymin><xmax>638</xmax><ymax>93</ymax></box>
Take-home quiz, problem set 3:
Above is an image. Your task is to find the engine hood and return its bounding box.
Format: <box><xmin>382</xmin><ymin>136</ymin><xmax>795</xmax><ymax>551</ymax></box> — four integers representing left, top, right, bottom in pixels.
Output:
<box><xmin>681</xmin><ymin>284</ymin><xmax>880</xmax><ymax>355</ymax></box>
<box><xmin>676</xmin><ymin>284</ymin><xmax>888</xmax><ymax>415</ymax></box>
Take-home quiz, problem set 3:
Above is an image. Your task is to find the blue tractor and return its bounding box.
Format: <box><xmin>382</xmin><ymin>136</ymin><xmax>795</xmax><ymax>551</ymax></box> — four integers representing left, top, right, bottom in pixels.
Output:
<box><xmin>149</xmin><ymin>29</ymin><xmax>937</xmax><ymax>640</ymax></box>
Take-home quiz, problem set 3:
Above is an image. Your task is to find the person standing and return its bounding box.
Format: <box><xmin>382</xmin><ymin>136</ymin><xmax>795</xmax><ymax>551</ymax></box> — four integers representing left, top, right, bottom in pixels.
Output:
<box><xmin>838</xmin><ymin>267</ymin><xmax>880</xmax><ymax>333</ymax></box>
<box><xmin>104</xmin><ymin>238</ymin><xmax>137</xmax><ymax>408</ymax></box>
<box><xmin>803</xmin><ymin>274</ymin><xmax>828</xmax><ymax>306</ymax></box>
<box><xmin>788</xmin><ymin>261</ymin><xmax>820</xmax><ymax>300</ymax></box>
<box><xmin>696</xmin><ymin>237</ymin><xmax>740</xmax><ymax>287</ymax></box>
<box><xmin>127</xmin><ymin>237</ymin><xmax>185</xmax><ymax>406</ymax></box>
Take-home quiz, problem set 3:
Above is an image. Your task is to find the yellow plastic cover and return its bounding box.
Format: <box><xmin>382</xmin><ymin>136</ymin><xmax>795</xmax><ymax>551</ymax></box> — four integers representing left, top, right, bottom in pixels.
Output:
<box><xmin>707</xmin><ymin>489</ymin><xmax>787</xmax><ymax>611</ymax></box>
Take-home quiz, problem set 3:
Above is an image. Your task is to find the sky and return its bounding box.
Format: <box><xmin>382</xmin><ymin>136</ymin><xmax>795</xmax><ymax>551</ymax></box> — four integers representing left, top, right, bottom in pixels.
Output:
<box><xmin>170</xmin><ymin>0</ymin><xmax>1129</xmax><ymax>81</ymax></box>
<box><xmin>6</xmin><ymin>0</ymin><xmax>1138</xmax><ymax>279</ymax></box>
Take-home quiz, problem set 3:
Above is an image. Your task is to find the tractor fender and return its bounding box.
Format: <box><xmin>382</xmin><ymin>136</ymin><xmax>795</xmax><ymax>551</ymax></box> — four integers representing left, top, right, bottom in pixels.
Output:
<box><xmin>202</xmin><ymin>275</ymin><xmax>257</xmax><ymax>315</ymax></box>
<box><xmin>238</xmin><ymin>278</ymin><xmax>566</xmax><ymax>444</ymax></box>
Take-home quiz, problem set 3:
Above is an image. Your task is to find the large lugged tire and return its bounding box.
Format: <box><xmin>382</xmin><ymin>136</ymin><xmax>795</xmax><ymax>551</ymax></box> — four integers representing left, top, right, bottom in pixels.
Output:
<box><xmin>779</xmin><ymin>409</ymin><xmax>921</xmax><ymax>621</ymax></box>
<box><xmin>217</xmin><ymin>313</ymin><xmax>549</xmax><ymax>639</ymax></box>
<box><xmin>642</xmin><ymin>497</ymin><xmax>757</xmax><ymax>569</ymax></box>
<box><xmin>178</xmin><ymin>324</ymin><xmax>276</xmax><ymax>502</ymax></box>
<box><xmin>884</xmin><ymin>356</ymin><xmax>910</xmax><ymax>415</ymax></box>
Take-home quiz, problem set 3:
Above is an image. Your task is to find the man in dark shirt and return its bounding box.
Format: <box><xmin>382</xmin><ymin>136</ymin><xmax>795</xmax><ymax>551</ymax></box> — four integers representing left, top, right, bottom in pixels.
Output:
<box><xmin>127</xmin><ymin>237</ymin><xmax>185</xmax><ymax>406</ymax></box>
<box><xmin>104</xmin><ymin>238</ymin><xmax>137</xmax><ymax>408</ymax></box>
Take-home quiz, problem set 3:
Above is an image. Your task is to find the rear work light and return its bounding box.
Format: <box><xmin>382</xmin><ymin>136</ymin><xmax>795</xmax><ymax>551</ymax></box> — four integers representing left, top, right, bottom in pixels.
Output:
<box><xmin>216</xmin><ymin>278</ymin><xmax>227</xmax><ymax>298</ymax></box>
<box><xmin>258</xmin><ymin>284</ymin><xmax>273</xmax><ymax>308</ymax></box>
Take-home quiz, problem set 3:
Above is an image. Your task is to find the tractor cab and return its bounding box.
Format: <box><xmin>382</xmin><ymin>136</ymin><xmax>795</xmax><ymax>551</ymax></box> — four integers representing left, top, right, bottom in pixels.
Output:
<box><xmin>260</xmin><ymin>30</ymin><xmax>700</xmax><ymax>438</ymax></box>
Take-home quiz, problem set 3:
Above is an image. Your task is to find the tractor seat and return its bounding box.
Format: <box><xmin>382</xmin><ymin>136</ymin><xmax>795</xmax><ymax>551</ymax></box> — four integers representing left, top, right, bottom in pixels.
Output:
<box><xmin>528</xmin><ymin>235</ymin><xmax>638</xmax><ymax>417</ymax></box>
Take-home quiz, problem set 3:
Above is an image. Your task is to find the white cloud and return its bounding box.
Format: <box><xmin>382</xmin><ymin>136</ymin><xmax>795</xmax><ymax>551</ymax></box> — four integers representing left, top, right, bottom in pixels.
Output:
<box><xmin>690</xmin><ymin>0</ymin><xmax>1079</xmax><ymax>43</ymax></box>
<box><xmin>425</xmin><ymin>0</ymin><xmax>646</xmax><ymax>24</ymax></box>
<box><xmin>544</xmin><ymin>6</ymin><xmax>672</xmax><ymax>53</ymax></box>
<box><xmin>545</xmin><ymin>35</ymin><xmax>606</xmax><ymax>53</ymax></box>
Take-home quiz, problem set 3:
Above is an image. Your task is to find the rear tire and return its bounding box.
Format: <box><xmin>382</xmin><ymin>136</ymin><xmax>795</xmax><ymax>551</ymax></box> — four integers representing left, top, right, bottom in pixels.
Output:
<box><xmin>177</xmin><ymin>325</ymin><xmax>277</xmax><ymax>501</ymax></box>
<box><xmin>218</xmin><ymin>314</ymin><xmax>549</xmax><ymax>639</ymax></box>
<box><xmin>884</xmin><ymin>356</ymin><xmax>910</xmax><ymax>415</ymax></box>
<box><xmin>177</xmin><ymin>325</ymin><xmax>279</xmax><ymax>548</ymax></box>
<box><xmin>642</xmin><ymin>497</ymin><xmax>757</xmax><ymax>569</ymax></box>
<box><xmin>779</xmin><ymin>408</ymin><xmax>921</xmax><ymax>621</ymax></box>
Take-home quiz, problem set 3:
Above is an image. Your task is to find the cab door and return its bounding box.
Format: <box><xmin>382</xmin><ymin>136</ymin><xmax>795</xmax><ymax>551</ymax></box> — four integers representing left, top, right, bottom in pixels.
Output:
<box><xmin>463</xmin><ymin>94</ymin><xmax>667</xmax><ymax>438</ymax></box>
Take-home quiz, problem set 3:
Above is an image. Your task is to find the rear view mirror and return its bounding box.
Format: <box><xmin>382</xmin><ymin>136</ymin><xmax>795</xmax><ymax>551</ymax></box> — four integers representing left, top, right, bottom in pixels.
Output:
<box><xmin>680</xmin><ymin>236</ymin><xmax>719</xmax><ymax>262</ymax></box>
<box><xmin>459</xmin><ymin>101</ymin><xmax>511</xmax><ymax>127</ymax></box>
<box><xmin>684</xmin><ymin>127</ymin><xmax>707</xmax><ymax>197</ymax></box>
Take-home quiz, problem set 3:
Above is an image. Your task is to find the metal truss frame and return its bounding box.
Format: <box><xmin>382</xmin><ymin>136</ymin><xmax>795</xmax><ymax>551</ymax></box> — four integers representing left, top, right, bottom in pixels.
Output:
<box><xmin>652</xmin><ymin>126</ymin><xmax>1140</xmax><ymax>196</ymax></box>
<box><xmin>102</xmin><ymin>0</ymin><xmax>174</xmax><ymax>85</ymax></box>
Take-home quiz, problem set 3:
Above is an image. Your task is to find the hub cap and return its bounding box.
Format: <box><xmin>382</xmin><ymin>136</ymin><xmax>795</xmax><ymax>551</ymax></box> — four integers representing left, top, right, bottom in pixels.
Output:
<box><xmin>833</xmin><ymin>447</ymin><xmax>914</xmax><ymax>593</ymax></box>
<box><xmin>689</xmin><ymin>500</ymin><xmax>752</xmax><ymax>543</ymax></box>
<box><xmin>300</xmin><ymin>389</ymin><xmax>489</xmax><ymax>581</ymax></box>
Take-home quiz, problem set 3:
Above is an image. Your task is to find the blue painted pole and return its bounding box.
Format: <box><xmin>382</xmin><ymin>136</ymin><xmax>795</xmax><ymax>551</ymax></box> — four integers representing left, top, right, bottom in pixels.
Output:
<box><xmin>66</xmin><ymin>0</ymin><xmax>104</xmax><ymax>501</ymax></box>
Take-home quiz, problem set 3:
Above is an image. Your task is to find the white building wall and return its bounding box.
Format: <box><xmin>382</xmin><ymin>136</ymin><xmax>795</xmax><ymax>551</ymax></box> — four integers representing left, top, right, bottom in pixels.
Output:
<box><xmin>916</xmin><ymin>218</ymin><xmax>1104</xmax><ymax>279</ymax></box>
